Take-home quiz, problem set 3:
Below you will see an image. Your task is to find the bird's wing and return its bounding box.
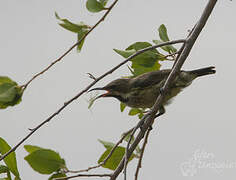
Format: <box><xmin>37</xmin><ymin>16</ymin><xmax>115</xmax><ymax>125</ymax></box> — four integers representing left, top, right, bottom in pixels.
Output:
<box><xmin>130</xmin><ymin>69</ymin><xmax>171</xmax><ymax>89</ymax></box>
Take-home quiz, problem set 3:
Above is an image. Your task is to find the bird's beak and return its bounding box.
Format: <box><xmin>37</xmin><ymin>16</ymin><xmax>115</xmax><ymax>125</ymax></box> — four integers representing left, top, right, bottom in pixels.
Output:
<box><xmin>88</xmin><ymin>87</ymin><xmax>105</xmax><ymax>92</ymax></box>
<box><xmin>88</xmin><ymin>87</ymin><xmax>111</xmax><ymax>99</ymax></box>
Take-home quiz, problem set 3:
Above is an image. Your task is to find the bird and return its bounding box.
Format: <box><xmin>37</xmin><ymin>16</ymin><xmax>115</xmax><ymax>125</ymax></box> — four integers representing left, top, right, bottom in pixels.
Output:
<box><xmin>89</xmin><ymin>66</ymin><xmax>215</xmax><ymax>115</ymax></box>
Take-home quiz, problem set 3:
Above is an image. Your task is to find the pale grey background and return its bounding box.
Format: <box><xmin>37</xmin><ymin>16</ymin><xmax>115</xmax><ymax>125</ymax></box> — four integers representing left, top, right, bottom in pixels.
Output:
<box><xmin>1</xmin><ymin>0</ymin><xmax>236</xmax><ymax>179</ymax></box>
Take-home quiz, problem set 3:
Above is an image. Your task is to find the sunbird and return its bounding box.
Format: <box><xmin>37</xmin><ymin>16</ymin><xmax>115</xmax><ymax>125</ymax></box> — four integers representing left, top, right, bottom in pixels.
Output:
<box><xmin>89</xmin><ymin>66</ymin><xmax>215</xmax><ymax>114</ymax></box>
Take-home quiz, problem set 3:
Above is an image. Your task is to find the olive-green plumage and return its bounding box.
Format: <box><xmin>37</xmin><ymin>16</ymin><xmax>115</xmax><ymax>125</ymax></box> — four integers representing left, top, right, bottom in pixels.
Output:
<box><xmin>89</xmin><ymin>66</ymin><xmax>215</xmax><ymax>111</ymax></box>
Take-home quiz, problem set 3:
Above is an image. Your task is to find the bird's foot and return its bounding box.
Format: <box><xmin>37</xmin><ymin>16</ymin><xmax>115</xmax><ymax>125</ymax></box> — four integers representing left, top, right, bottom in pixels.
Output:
<box><xmin>159</xmin><ymin>87</ymin><xmax>165</xmax><ymax>96</ymax></box>
<box><xmin>155</xmin><ymin>106</ymin><xmax>166</xmax><ymax>118</ymax></box>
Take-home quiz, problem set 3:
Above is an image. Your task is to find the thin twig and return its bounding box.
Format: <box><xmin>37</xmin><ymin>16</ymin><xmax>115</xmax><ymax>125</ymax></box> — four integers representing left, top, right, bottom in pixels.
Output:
<box><xmin>67</xmin><ymin>127</ymin><xmax>134</xmax><ymax>174</ymax></box>
<box><xmin>87</xmin><ymin>73</ymin><xmax>97</xmax><ymax>80</ymax></box>
<box><xmin>0</xmin><ymin>39</ymin><xmax>185</xmax><ymax>162</ymax></box>
<box><xmin>124</xmin><ymin>111</ymin><xmax>154</xmax><ymax>179</ymax></box>
<box><xmin>134</xmin><ymin>128</ymin><xmax>151</xmax><ymax>180</ymax></box>
<box><xmin>54</xmin><ymin>173</ymin><xmax>112</xmax><ymax>180</ymax></box>
<box><xmin>110</xmin><ymin>1</ymin><xmax>218</xmax><ymax>179</ymax></box>
<box><xmin>123</xmin><ymin>114</ymin><xmax>150</xmax><ymax>180</ymax></box>
<box><xmin>22</xmin><ymin>0</ymin><xmax>119</xmax><ymax>90</ymax></box>
<box><xmin>163</xmin><ymin>51</ymin><xmax>180</xmax><ymax>59</ymax></box>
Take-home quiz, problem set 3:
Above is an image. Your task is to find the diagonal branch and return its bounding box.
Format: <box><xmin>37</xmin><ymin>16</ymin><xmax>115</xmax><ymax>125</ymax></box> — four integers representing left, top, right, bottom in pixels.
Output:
<box><xmin>134</xmin><ymin>128</ymin><xmax>151</xmax><ymax>180</ymax></box>
<box><xmin>0</xmin><ymin>40</ymin><xmax>185</xmax><ymax>161</ymax></box>
<box><xmin>22</xmin><ymin>0</ymin><xmax>119</xmax><ymax>90</ymax></box>
<box><xmin>110</xmin><ymin>0</ymin><xmax>218</xmax><ymax>179</ymax></box>
<box><xmin>66</xmin><ymin>127</ymin><xmax>134</xmax><ymax>174</ymax></box>
<box><xmin>54</xmin><ymin>173</ymin><xmax>112</xmax><ymax>180</ymax></box>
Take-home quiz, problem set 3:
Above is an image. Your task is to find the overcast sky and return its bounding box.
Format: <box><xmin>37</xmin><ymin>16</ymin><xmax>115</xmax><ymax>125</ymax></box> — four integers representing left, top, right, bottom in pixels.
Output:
<box><xmin>1</xmin><ymin>0</ymin><xmax>236</xmax><ymax>179</ymax></box>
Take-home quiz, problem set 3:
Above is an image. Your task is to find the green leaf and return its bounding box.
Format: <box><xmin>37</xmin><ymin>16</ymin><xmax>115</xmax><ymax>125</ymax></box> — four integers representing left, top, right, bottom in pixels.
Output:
<box><xmin>128</xmin><ymin>108</ymin><xmax>144</xmax><ymax>119</ymax></box>
<box><xmin>98</xmin><ymin>146</ymin><xmax>135</xmax><ymax>170</ymax></box>
<box><xmin>0</xmin><ymin>165</ymin><xmax>12</xmax><ymax>180</ymax></box>
<box><xmin>99</xmin><ymin>0</ymin><xmax>108</xmax><ymax>6</ymax></box>
<box><xmin>135</xmin><ymin>145</ymin><xmax>142</xmax><ymax>155</ymax></box>
<box><xmin>48</xmin><ymin>173</ymin><xmax>66</xmax><ymax>180</ymax></box>
<box><xmin>0</xmin><ymin>137</ymin><xmax>20</xmax><ymax>178</ymax></box>
<box><xmin>24</xmin><ymin>145</ymin><xmax>42</xmax><ymax>154</ymax></box>
<box><xmin>132</xmin><ymin>60</ymin><xmax>161</xmax><ymax>76</ymax></box>
<box><xmin>153</xmin><ymin>39</ymin><xmax>177</xmax><ymax>54</ymax></box>
<box><xmin>86</xmin><ymin>0</ymin><xmax>105</xmax><ymax>13</ymax></box>
<box><xmin>0</xmin><ymin>165</ymin><xmax>9</xmax><ymax>174</ymax></box>
<box><xmin>128</xmin><ymin>108</ymin><xmax>140</xmax><ymax>116</ymax></box>
<box><xmin>120</xmin><ymin>102</ymin><xmax>126</xmax><ymax>112</ymax></box>
<box><xmin>77</xmin><ymin>29</ymin><xmax>89</xmax><ymax>52</ymax></box>
<box><xmin>0</xmin><ymin>166</ymin><xmax>12</xmax><ymax>180</ymax></box>
<box><xmin>0</xmin><ymin>77</ymin><xmax>23</xmax><ymax>109</ymax></box>
<box><xmin>113</xmin><ymin>49</ymin><xmax>136</xmax><ymax>58</ymax></box>
<box><xmin>138</xmin><ymin>112</ymin><xmax>144</xmax><ymax>119</ymax></box>
<box><xmin>0</xmin><ymin>84</ymin><xmax>17</xmax><ymax>103</ymax></box>
<box><xmin>0</xmin><ymin>77</ymin><xmax>16</xmax><ymax>84</ymax></box>
<box><xmin>55</xmin><ymin>12</ymin><xmax>89</xmax><ymax>33</ymax></box>
<box><xmin>98</xmin><ymin>139</ymin><xmax>115</xmax><ymax>149</ymax></box>
<box><xmin>126</xmin><ymin>41</ymin><xmax>159</xmax><ymax>53</ymax></box>
<box><xmin>126</xmin><ymin>42</ymin><xmax>161</xmax><ymax>76</ymax></box>
<box><xmin>24</xmin><ymin>149</ymin><xmax>65</xmax><ymax>174</ymax></box>
<box><xmin>158</xmin><ymin>24</ymin><xmax>169</xmax><ymax>42</ymax></box>
<box><xmin>55</xmin><ymin>12</ymin><xmax>90</xmax><ymax>52</ymax></box>
<box><xmin>114</xmin><ymin>42</ymin><xmax>162</xmax><ymax>76</ymax></box>
<box><xmin>123</xmin><ymin>132</ymin><xmax>134</xmax><ymax>144</ymax></box>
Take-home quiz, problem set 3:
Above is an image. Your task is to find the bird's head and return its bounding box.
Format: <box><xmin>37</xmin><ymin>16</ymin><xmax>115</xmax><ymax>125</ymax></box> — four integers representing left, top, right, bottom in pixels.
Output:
<box><xmin>88</xmin><ymin>78</ymin><xmax>130</xmax><ymax>102</ymax></box>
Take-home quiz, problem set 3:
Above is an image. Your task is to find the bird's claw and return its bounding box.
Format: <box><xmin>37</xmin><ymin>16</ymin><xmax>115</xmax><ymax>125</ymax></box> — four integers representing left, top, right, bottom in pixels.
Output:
<box><xmin>159</xmin><ymin>87</ymin><xmax>165</xmax><ymax>95</ymax></box>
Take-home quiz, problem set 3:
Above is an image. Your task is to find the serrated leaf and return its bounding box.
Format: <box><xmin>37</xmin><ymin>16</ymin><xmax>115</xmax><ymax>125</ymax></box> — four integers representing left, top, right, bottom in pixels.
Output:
<box><xmin>120</xmin><ymin>102</ymin><xmax>126</xmax><ymax>112</ymax></box>
<box><xmin>55</xmin><ymin>12</ymin><xmax>89</xmax><ymax>33</ymax></box>
<box><xmin>98</xmin><ymin>139</ymin><xmax>115</xmax><ymax>149</ymax></box>
<box><xmin>113</xmin><ymin>49</ymin><xmax>136</xmax><ymax>58</ymax></box>
<box><xmin>86</xmin><ymin>0</ymin><xmax>105</xmax><ymax>13</ymax></box>
<box><xmin>158</xmin><ymin>24</ymin><xmax>169</xmax><ymax>42</ymax></box>
<box><xmin>24</xmin><ymin>149</ymin><xmax>65</xmax><ymax>174</ymax></box>
<box><xmin>24</xmin><ymin>145</ymin><xmax>42</xmax><ymax>154</ymax></box>
<box><xmin>48</xmin><ymin>173</ymin><xmax>66</xmax><ymax>180</ymax></box>
<box><xmin>0</xmin><ymin>137</ymin><xmax>20</xmax><ymax>178</ymax></box>
<box><xmin>98</xmin><ymin>146</ymin><xmax>135</xmax><ymax>170</ymax></box>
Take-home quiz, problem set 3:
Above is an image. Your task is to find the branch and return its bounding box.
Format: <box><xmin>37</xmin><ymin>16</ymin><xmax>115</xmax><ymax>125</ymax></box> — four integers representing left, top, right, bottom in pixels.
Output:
<box><xmin>66</xmin><ymin>127</ymin><xmax>134</xmax><ymax>174</ymax></box>
<box><xmin>0</xmin><ymin>39</ymin><xmax>184</xmax><ymax>162</ymax></box>
<box><xmin>134</xmin><ymin>128</ymin><xmax>151</xmax><ymax>180</ymax></box>
<box><xmin>22</xmin><ymin>0</ymin><xmax>119</xmax><ymax>90</ymax></box>
<box><xmin>54</xmin><ymin>173</ymin><xmax>111</xmax><ymax>180</ymax></box>
<box><xmin>110</xmin><ymin>0</ymin><xmax>218</xmax><ymax>179</ymax></box>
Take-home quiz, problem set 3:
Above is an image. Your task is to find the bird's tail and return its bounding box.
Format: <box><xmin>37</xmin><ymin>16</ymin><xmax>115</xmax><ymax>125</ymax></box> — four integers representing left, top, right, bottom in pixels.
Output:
<box><xmin>189</xmin><ymin>66</ymin><xmax>216</xmax><ymax>77</ymax></box>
